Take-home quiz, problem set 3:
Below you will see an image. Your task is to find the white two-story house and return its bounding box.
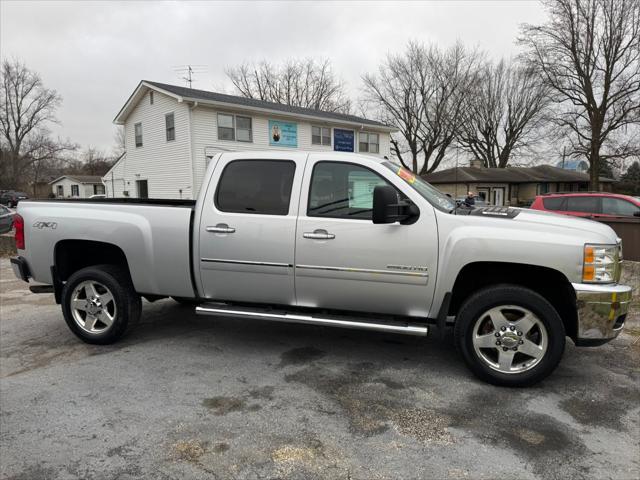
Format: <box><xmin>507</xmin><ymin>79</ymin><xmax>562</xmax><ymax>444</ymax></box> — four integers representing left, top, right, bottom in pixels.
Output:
<box><xmin>105</xmin><ymin>81</ymin><xmax>396</xmax><ymax>199</ymax></box>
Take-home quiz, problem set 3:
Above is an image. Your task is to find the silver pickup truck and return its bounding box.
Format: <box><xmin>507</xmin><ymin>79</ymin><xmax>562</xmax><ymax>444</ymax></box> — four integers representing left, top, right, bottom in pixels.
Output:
<box><xmin>10</xmin><ymin>151</ymin><xmax>633</xmax><ymax>386</ymax></box>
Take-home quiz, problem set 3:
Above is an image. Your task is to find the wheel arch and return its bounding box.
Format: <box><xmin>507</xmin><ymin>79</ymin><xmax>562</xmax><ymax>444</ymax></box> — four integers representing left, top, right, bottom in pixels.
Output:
<box><xmin>448</xmin><ymin>261</ymin><xmax>578</xmax><ymax>340</ymax></box>
<box><xmin>53</xmin><ymin>240</ymin><xmax>133</xmax><ymax>303</ymax></box>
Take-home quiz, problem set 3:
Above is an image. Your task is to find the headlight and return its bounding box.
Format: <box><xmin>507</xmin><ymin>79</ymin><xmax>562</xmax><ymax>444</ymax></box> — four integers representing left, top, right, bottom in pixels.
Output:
<box><xmin>582</xmin><ymin>244</ymin><xmax>619</xmax><ymax>283</ymax></box>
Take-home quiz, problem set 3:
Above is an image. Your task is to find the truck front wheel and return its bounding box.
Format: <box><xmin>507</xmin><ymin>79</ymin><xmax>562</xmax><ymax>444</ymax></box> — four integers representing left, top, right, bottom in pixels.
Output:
<box><xmin>61</xmin><ymin>265</ymin><xmax>141</xmax><ymax>344</ymax></box>
<box><xmin>454</xmin><ymin>284</ymin><xmax>565</xmax><ymax>387</ymax></box>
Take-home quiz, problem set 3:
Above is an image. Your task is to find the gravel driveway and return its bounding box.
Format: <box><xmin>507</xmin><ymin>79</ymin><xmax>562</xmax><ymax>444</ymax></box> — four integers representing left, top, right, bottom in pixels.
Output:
<box><xmin>1</xmin><ymin>258</ymin><xmax>639</xmax><ymax>480</ymax></box>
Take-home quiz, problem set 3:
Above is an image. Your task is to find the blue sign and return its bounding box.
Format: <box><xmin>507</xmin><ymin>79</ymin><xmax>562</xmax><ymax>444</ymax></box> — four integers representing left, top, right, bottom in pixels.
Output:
<box><xmin>334</xmin><ymin>129</ymin><xmax>354</xmax><ymax>152</ymax></box>
<box><xmin>269</xmin><ymin>120</ymin><xmax>297</xmax><ymax>147</ymax></box>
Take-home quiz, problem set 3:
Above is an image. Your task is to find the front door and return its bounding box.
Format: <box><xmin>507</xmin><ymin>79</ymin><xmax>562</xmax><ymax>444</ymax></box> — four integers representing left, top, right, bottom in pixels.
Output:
<box><xmin>492</xmin><ymin>187</ymin><xmax>504</xmax><ymax>206</ymax></box>
<box><xmin>198</xmin><ymin>152</ymin><xmax>307</xmax><ymax>305</ymax></box>
<box><xmin>294</xmin><ymin>156</ymin><xmax>438</xmax><ymax>317</ymax></box>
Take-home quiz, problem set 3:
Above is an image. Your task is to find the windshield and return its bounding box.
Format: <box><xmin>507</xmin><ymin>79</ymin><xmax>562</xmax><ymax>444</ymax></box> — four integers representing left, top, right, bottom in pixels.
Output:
<box><xmin>382</xmin><ymin>162</ymin><xmax>456</xmax><ymax>213</ymax></box>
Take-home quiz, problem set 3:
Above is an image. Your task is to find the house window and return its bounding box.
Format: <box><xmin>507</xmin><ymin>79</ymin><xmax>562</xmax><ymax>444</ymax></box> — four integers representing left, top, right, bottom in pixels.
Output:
<box><xmin>134</xmin><ymin>123</ymin><xmax>143</xmax><ymax>147</ymax></box>
<box><xmin>150</xmin><ymin>91</ymin><xmax>154</xmax><ymax>105</ymax></box>
<box><xmin>71</xmin><ymin>185</ymin><xmax>79</xmax><ymax>197</ymax></box>
<box><xmin>217</xmin><ymin>113</ymin><xmax>252</xmax><ymax>142</ymax></box>
<box><xmin>359</xmin><ymin>132</ymin><xmax>379</xmax><ymax>153</ymax></box>
<box><xmin>236</xmin><ymin>115</ymin><xmax>252</xmax><ymax>142</ymax></box>
<box><xmin>165</xmin><ymin>113</ymin><xmax>175</xmax><ymax>141</ymax></box>
<box><xmin>56</xmin><ymin>185</ymin><xmax>63</xmax><ymax>197</ymax></box>
<box><xmin>312</xmin><ymin>126</ymin><xmax>331</xmax><ymax>146</ymax></box>
<box><xmin>94</xmin><ymin>184</ymin><xmax>105</xmax><ymax>195</ymax></box>
<box><xmin>217</xmin><ymin>113</ymin><xmax>235</xmax><ymax>140</ymax></box>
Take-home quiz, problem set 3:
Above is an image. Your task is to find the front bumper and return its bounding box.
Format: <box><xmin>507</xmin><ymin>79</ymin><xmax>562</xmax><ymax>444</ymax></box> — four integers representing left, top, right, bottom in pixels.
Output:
<box><xmin>572</xmin><ymin>282</ymin><xmax>632</xmax><ymax>346</ymax></box>
<box><xmin>10</xmin><ymin>256</ymin><xmax>30</xmax><ymax>282</ymax></box>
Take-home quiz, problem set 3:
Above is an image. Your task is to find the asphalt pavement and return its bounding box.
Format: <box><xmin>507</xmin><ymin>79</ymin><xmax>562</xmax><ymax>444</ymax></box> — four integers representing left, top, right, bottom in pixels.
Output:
<box><xmin>1</xmin><ymin>258</ymin><xmax>639</xmax><ymax>480</ymax></box>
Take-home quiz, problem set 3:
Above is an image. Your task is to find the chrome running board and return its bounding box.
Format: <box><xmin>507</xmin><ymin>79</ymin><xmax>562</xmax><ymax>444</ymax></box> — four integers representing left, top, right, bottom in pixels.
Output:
<box><xmin>196</xmin><ymin>303</ymin><xmax>428</xmax><ymax>336</ymax></box>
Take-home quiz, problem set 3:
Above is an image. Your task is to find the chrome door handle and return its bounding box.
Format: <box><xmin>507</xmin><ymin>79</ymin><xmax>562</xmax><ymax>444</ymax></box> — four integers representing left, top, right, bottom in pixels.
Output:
<box><xmin>206</xmin><ymin>223</ymin><xmax>236</xmax><ymax>234</ymax></box>
<box><xmin>303</xmin><ymin>229</ymin><xmax>335</xmax><ymax>240</ymax></box>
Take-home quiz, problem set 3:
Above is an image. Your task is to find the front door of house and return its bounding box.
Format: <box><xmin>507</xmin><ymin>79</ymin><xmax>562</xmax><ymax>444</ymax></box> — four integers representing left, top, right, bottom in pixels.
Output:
<box><xmin>492</xmin><ymin>187</ymin><xmax>504</xmax><ymax>206</ymax></box>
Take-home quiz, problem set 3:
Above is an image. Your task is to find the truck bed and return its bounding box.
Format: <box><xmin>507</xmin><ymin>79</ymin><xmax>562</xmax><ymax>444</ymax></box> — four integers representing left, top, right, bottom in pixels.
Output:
<box><xmin>16</xmin><ymin>199</ymin><xmax>196</xmax><ymax>298</ymax></box>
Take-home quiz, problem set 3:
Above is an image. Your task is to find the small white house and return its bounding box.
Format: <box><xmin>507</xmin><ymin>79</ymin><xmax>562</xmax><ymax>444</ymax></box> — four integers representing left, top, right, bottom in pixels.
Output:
<box><xmin>105</xmin><ymin>80</ymin><xmax>396</xmax><ymax>199</ymax></box>
<box><xmin>49</xmin><ymin>175</ymin><xmax>105</xmax><ymax>198</ymax></box>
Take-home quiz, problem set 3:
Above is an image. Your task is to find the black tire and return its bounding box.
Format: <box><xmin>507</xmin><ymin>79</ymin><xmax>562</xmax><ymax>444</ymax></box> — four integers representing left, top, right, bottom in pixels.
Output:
<box><xmin>454</xmin><ymin>284</ymin><xmax>565</xmax><ymax>387</ymax></box>
<box><xmin>61</xmin><ymin>264</ymin><xmax>141</xmax><ymax>344</ymax></box>
<box><xmin>171</xmin><ymin>296</ymin><xmax>201</xmax><ymax>306</ymax></box>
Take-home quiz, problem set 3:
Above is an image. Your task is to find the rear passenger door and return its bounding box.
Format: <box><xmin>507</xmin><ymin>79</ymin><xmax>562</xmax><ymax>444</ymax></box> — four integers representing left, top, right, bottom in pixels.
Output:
<box><xmin>198</xmin><ymin>153</ymin><xmax>307</xmax><ymax>305</ymax></box>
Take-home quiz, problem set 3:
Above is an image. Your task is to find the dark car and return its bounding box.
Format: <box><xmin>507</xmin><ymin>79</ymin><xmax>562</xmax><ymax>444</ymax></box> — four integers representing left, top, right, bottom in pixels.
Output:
<box><xmin>0</xmin><ymin>191</ymin><xmax>29</xmax><ymax>208</ymax></box>
<box><xmin>0</xmin><ymin>205</ymin><xmax>15</xmax><ymax>234</ymax></box>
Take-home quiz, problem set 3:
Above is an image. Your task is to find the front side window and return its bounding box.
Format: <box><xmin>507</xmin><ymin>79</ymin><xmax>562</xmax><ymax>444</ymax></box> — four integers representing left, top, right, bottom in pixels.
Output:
<box><xmin>312</xmin><ymin>126</ymin><xmax>331</xmax><ymax>146</ymax></box>
<box><xmin>602</xmin><ymin>197</ymin><xmax>639</xmax><ymax>216</ymax></box>
<box><xmin>308</xmin><ymin>162</ymin><xmax>393</xmax><ymax>220</ymax></box>
<box><xmin>567</xmin><ymin>196</ymin><xmax>599</xmax><ymax>213</ymax></box>
<box><xmin>71</xmin><ymin>185</ymin><xmax>79</xmax><ymax>197</ymax></box>
<box><xmin>134</xmin><ymin>123</ymin><xmax>143</xmax><ymax>147</ymax></box>
<box><xmin>217</xmin><ymin>113</ymin><xmax>235</xmax><ymax>141</ymax></box>
<box><xmin>165</xmin><ymin>113</ymin><xmax>175</xmax><ymax>141</ymax></box>
<box><xmin>359</xmin><ymin>132</ymin><xmax>379</xmax><ymax>153</ymax></box>
<box><xmin>236</xmin><ymin>115</ymin><xmax>252</xmax><ymax>142</ymax></box>
<box><xmin>216</xmin><ymin>160</ymin><xmax>295</xmax><ymax>215</ymax></box>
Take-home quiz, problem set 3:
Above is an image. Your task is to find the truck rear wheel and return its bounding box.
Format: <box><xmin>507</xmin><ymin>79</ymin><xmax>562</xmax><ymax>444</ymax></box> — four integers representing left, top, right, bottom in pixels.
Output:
<box><xmin>454</xmin><ymin>284</ymin><xmax>565</xmax><ymax>387</ymax></box>
<box><xmin>61</xmin><ymin>265</ymin><xmax>141</xmax><ymax>344</ymax></box>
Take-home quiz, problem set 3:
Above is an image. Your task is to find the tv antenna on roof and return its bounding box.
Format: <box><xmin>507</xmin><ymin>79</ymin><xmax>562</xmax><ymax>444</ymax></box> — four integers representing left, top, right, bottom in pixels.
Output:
<box><xmin>172</xmin><ymin>65</ymin><xmax>208</xmax><ymax>88</ymax></box>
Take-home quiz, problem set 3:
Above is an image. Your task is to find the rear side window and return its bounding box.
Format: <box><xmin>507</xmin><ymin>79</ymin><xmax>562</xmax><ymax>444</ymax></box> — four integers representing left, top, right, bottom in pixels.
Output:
<box><xmin>215</xmin><ymin>160</ymin><xmax>295</xmax><ymax>215</ymax></box>
<box><xmin>602</xmin><ymin>197</ymin><xmax>640</xmax><ymax>216</ymax></box>
<box><xmin>542</xmin><ymin>197</ymin><xmax>565</xmax><ymax>210</ymax></box>
<box><xmin>566</xmin><ymin>196</ymin><xmax>599</xmax><ymax>213</ymax></box>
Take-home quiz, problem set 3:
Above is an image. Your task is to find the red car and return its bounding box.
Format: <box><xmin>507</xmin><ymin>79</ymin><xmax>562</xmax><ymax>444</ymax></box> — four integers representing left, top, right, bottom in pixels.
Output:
<box><xmin>530</xmin><ymin>192</ymin><xmax>640</xmax><ymax>218</ymax></box>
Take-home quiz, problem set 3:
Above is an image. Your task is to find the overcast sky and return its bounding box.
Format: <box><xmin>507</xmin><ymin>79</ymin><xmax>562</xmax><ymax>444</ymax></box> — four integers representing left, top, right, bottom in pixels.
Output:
<box><xmin>1</xmin><ymin>1</ymin><xmax>547</xmax><ymax>153</ymax></box>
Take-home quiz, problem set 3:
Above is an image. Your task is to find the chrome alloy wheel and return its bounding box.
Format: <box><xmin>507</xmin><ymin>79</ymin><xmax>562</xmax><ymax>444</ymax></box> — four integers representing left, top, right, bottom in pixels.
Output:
<box><xmin>70</xmin><ymin>280</ymin><xmax>117</xmax><ymax>334</ymax></box>
<box><xmin>472</xmin><ymin>305</ymin><xmax>548</xmax><ymax>374</ymax></box>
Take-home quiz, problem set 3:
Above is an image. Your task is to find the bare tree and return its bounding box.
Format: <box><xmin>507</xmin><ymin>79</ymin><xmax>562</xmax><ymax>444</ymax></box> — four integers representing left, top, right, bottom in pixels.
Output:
<box><xmin>113</xmin><ymin>125</ymin><xmax>125</xmax><ymax>157</ymax></box>
<box><xmin>520</xmin><ymin>0</ymin><xmax>640</xmax><ymax>189</ymax></box>
<box><xmin>0</xmin><ymin>60</ymin><xmax>74</xmax><ymax>189</ymax></box>
<box><xmin>226</xmin><ymin>58</ymin><xmax>351</xmax><ymax>113</ymax></box>
<box><xmin>457</xmin><ymin>59</ymin><xmax>551</xmax><ymax>168</ymax></box>
<box><xmin>362</xmin><ymin>42</ymin><xmax>480</xmax><ymax>173</ymax></box>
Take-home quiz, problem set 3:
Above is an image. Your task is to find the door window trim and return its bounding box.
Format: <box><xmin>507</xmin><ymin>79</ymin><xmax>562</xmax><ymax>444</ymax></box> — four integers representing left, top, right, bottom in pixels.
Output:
<box><xmin>306</xmin><ymin>160</ymin><xmax>406</xmax><ymax>221</ymax></box>
<box><xmin>214</xmin><ymin>159</ymin><xmax>297</xmax><ymax>216</ymax></box>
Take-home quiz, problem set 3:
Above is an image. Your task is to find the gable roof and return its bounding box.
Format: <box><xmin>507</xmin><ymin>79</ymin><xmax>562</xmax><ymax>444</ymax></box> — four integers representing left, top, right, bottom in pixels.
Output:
<box><xmin>114</xmin><ymin>80</ymin><xmax>394</xmax><ymax>130</ymax></box>
<box><xmin>49</xmin><ymin>175</ymin><xmax>104</xmax><ymax>185</ymax></box>
<box><xmin>423</xmin><ymin>164</ymin><xmax>614</xmax><ymax>184</ymax></box>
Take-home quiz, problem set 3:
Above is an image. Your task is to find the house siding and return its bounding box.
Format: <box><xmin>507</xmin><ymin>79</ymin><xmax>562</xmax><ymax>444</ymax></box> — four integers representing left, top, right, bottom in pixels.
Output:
<box><xmin>190</xmin><ymin>105</ymin><xmax>391</xmax><ymax>196</ymax></box>
<box><xmin>123</xmin><ymin>91</ymin><xmax>192</xmax><ymax>199</ymax></box>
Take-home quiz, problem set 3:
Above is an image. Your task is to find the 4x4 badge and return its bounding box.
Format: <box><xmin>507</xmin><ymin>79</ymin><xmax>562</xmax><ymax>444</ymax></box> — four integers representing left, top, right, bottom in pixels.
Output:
<box><xmin>33</xmin><ymin>221</ymin><xmax>58</xmax><ymax>230</ymax></box>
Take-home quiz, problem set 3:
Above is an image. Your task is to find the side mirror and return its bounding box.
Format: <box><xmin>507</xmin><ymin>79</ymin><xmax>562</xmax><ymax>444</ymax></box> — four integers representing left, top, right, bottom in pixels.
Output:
<box><xmin>634</xmin><ymin>211</ymin><xmax>640</xmax><ymax>217</ymax></box>
<box><xmin>372</xmin><ymin>185</ymin><xmax>419</xmax><ymax>224</ymax></box>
